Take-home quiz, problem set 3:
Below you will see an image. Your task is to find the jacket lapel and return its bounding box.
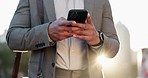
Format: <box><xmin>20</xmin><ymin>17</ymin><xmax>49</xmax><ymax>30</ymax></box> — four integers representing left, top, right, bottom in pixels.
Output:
<box><xmin>43</xmin><ymin>0</ymin><xmax>56</xmax><ymax>22</ymax></box>
<box><xmin>84</xmin><ymin>0</ymin><xmax>94</xmax><ymax>17</ymax></box>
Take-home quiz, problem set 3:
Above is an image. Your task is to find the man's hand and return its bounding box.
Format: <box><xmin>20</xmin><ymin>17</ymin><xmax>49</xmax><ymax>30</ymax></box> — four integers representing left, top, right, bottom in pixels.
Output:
<box><xmin>48</xmin><ymin>17</ymin><xmax>75</xmax><ymax>41</ymax></box>
<box><xmin>71</xmin><ymin>14</ymin><xmax>100</xmax><ymax>45</ymax></box>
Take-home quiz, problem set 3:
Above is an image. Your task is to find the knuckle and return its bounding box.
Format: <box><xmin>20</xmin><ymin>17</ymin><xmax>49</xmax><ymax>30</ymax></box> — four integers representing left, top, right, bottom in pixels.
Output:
<box><xmin>58</xmin><ymin>36</ymin><xmax>63</xmax><ymax>40</ymax></box>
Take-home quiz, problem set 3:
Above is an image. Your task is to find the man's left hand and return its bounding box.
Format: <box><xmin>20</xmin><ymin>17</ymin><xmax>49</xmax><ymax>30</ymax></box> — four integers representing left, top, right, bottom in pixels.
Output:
<box><xmin>71</xmin><ymin>14</ymin><xmax>100</xmax><ymax>45</ymax></box>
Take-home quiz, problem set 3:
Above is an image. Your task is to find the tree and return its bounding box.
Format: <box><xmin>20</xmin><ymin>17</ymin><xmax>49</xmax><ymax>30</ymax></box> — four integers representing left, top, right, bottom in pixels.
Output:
<box><xmin>0</xmin><ymin>42</ymin><xmax>29</xmax><ymax>78</ymax></box>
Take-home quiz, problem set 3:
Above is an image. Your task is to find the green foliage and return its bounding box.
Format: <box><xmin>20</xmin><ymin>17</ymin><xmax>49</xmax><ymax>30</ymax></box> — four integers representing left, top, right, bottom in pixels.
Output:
<box><xmin>0</xmin><ymin>43</ymin><xmax>15</xmax><ymax>78</ymax></box>
<box><xmin>0</xmin><ymin>42</ymin><xmax>29</xmax><ymax>77</ymax></box>
<box><xmin>19</xmin><ymin>52</ymin><xmax>30</xmax><ymax>76</ymax></box>
<box><xmin>0</xmin><ymin>43</ymin><xmax>15</xmax><ymax>68</ymax></box>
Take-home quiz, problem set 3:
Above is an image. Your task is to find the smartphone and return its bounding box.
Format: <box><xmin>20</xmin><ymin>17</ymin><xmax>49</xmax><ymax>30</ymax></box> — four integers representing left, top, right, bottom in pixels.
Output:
<box><xmin>67</xmin><ymin>9</ymin><xmax>88</xmax><ymax>23</ymax></box>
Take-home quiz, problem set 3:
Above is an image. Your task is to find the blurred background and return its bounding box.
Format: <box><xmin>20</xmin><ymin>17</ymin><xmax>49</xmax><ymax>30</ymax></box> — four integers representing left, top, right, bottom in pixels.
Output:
<box><xmin>0</xmin><ymin>0</ymin><xmax>148</xmax><ymax>78</ymax></box>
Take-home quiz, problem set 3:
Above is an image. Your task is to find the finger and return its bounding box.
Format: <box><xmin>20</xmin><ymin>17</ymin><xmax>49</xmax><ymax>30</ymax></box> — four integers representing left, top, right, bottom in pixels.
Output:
<box><xmin>61</xmin><ymin>31</ymin><xmax>72</xmax><ymax>37</ymax></box>
<box><xmin>60</xmin><ymin>20</ymin><xmax>76</xmax><ymax>26</ymax></box>
<box><xmin>71</xmin><ymin>27</ymin><xmax>81</xmax><ymax>31</ymax></box>
<box><xmin>87</xmin><ymin>13</ymin><xmax>92</xmax><ymax>25</ymax></box>
<box><xmin>71</xmin><ymin>23</ymin><xmax>86</xmax><ymax>29</ymax></box>
<box><xmin>56</xmin><ymin>31</ymin><xmax>72</xmax><ymax>41</ymax></box>
<box><xmin>56</xmin><ymin>17</ymin><xmax>75</xmax><ymax>26</ymax></box>
<box><xmin>73</xmin><ymin>34</ymin><xmax>90</xmax><ymax>41</ymax></box>
<box><xmin>62</xmin><ymin>26</ymin><xmax>71</xmax><ymax>31</ymax></box>
<box><xmin>61</xmin><ymin>21</ymin><xmax>75</xmax><ymax>26</ymax></box>
<box><xmin>72</xmin><ymin>30</ymin><xmax>90</xmax><ymax>36</ymax></box>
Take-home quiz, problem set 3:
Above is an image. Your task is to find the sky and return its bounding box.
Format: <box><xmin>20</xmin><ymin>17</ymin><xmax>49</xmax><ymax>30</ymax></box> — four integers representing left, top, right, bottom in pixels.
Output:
<box><xmin>110</xmin><ymin>0</ymin><xmax>148</xmax><ymax>51</ymax></box>
<box><xmin>0</xmin><ymin>0</ymin><xmax>148</xmax><ymax>51</ymax></box>
<box><xmin>0</xmin><ymin>0</ymin><xmax>19</xmax><ymax>34</ymax></box>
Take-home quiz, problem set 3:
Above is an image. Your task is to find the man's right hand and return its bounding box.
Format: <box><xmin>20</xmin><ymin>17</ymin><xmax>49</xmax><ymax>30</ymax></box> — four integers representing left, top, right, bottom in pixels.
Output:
<box><xmin>48</xmin><ymin>17</ymin><xmax>76</xmax><ymax>41</ymax></box>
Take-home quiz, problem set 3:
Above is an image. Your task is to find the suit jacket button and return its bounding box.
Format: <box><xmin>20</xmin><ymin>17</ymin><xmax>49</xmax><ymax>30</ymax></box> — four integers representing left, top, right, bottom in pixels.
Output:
<box><xmin>49</xmin><ymin>42</ymin><xmax>55</xmax><ymax>46</ymax></box>
<box><xmin>51</xmin><ymin>63</ymin><xmax>55</xmax><ymax>67</ymax></box>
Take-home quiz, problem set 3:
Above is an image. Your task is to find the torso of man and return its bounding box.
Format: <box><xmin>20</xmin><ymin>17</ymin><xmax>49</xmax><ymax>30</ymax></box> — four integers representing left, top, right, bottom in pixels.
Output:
<box><xmin>54</xmin><ymin>0</ymin><xmax>88</xmax><ymax>70</ymax></box>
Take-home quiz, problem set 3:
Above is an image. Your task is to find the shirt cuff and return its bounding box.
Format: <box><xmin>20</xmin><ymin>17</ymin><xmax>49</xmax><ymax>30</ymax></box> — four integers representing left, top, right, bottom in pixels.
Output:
<box><xmin>89</xmin><ymin>44</ymin><xmax>102</xmax><ymax>53</ymax></box>
<box><xmin>90</xmin><ymin>44</ymin><xmax>102</xmax><ymax>49</ymax></box>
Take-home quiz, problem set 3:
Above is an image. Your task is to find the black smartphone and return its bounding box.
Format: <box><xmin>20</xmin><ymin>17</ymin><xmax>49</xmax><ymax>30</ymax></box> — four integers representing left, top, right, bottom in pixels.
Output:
<box><xmin>67</xmin><ymin>9</ymin><xmax>88</xmax><ymax>23</ymax></box>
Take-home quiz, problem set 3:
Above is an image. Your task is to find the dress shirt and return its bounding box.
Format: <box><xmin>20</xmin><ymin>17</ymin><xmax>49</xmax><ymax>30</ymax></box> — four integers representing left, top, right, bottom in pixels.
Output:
<box><xmin>54</xmin><ymin>0</ymin><xmax>88</xmax><ymax>70</ymax></box>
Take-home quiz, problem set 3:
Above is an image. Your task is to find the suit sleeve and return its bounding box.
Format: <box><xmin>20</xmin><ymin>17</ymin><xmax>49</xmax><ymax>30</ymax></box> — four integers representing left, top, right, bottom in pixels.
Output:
<box><xmin>6</xmin><ymin>0</ymin><xmax>54</xmax><ymax>51</ymax></box>
<box><xmin>90</xmin><ymin>0</ymin><xmax>120</xmax><ymax>58</ymax></box>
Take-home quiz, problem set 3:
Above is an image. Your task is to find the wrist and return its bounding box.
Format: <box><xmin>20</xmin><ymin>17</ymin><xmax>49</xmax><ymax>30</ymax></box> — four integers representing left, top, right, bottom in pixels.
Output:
<box><xmin>91</xmin><ymin>31</ymin><xmax>104</xmax><ymax>46</ymax></box>
<box><xmin>48</xmin><ymin>22</ymin><xmax>55</xmax><ymax>41</ymax></box>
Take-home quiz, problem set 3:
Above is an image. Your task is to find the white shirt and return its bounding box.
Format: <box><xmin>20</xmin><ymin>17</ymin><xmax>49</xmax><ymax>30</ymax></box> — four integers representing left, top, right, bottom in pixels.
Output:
<box><xmin>54</xmin><ymin>0</ymin><xmax>88</xmax><ymax>70</ymax></box>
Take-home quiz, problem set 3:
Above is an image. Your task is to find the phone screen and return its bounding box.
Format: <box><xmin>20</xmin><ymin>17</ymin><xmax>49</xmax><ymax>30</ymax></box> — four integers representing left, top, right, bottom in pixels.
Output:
<box><xmin>67</xmin><ymin>9</ymin><xmax>88</xmax><ymax>23</ymax></box>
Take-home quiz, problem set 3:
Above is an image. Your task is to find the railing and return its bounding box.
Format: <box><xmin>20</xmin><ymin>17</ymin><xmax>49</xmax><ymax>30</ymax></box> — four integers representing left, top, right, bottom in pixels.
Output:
<box><xmin>12</xmin><ymin>50</ymin><xmax>28</xmax><ymax>78</ymax></box>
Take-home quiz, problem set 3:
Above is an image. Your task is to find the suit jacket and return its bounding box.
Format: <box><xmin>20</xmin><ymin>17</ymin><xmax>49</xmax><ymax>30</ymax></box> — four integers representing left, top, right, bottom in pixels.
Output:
<box><xmin>6</xmin><ymin>0</ymin><xmax>120</xmax><ymax>78</ymax></box>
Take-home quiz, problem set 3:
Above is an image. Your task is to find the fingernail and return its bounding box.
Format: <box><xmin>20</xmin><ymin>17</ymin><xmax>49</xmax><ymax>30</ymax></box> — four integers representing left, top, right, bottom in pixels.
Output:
<box><xmin>88</xmin><ymin>13</ymin><xmax>90</xmax><ymax>16</ymax></box>
<box><xmin>73</xmin><ymin>34</ymin><xmax>76</xmax><ymax>37</ymax></box>
<box><xmin>72</xmin><ymin>21</ymin><xmax>76</xmax><ymax>24</ymax></box>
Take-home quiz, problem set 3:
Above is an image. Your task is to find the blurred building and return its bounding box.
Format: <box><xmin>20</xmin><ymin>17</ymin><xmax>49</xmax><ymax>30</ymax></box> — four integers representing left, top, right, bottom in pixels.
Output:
<box><xmin>0</xmin><ymin>30</ymin><xmax>7</xmax><ymax>43</ymax></box>
<box><xmin>103</xmin><ymin>22</ymin><xmax>137</xmax><ymax>78</ymax></box>
<box><xmin>140</xmin><ymin>48</ymin><xmax>148</xmax><ymax>78</ymax></box>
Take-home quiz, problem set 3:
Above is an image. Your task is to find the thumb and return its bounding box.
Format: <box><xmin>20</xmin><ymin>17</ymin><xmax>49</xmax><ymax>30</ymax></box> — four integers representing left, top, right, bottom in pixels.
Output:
<box><xmin>87</xmin><ymin>13</ymin><xmax>93</xmax><ymax>25</ymax></box>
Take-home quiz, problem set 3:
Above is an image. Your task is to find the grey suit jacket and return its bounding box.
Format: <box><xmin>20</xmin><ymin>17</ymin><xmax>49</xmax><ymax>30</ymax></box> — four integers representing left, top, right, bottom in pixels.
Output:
<box><xmin>6</xmin><ymin>0</ymin><xmax>120</xmax><ymax>78</ymax></box>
